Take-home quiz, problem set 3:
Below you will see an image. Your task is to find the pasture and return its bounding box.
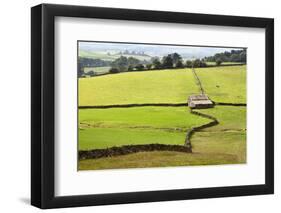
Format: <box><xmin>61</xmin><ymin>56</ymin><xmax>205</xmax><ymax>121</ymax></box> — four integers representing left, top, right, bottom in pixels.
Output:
<box><xmin>79</xmin><ymin>106</ymin><xmax>246</xmax><ymax>170</ymax></box>
<box><xmin>78</xmin><ymin>65</ymin><xmax>247</xmax><ymax>170</ymax></box>
<box><xmin>84</xmin><ymin>66</ymin><xmax>111</xmax><ymax>75</ymax></box>
<box><xmin>79</xmin><ymin>50</ymin><xmax>116</xmax><ymax>61</ymax></box>
<box><xmin>196</xmin><ymin>66</ymin><xmax>246</xmax><ymax>103</ymax></box>
<box><xmin>79</xmin><ymin>107</ymin><xmax>209</xmax><ymax>150</ymax></box>
<box><xmin>79</xmin><ymin>68</ymin><xmax>199</xmax><ymax>106</ymax></box>
<box><xmin>79</xmin><ymin>50</ymin><xmax>152</xmax><ymax>61</ymax></box>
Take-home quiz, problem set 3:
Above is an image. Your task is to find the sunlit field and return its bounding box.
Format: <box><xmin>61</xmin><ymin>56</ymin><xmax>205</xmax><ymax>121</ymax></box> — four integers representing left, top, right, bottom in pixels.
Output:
<box><xmin>78</xmin><ymin>65</ymin><xmax>246</xmax><ymax>170</ymax></box>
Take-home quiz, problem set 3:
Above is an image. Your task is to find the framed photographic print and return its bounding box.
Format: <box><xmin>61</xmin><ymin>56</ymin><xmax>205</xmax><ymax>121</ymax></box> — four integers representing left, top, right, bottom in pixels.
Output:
<box><xmin>31</xmin><ymin>3</ymin><xmax>274</xmax><ymax>209</ymax></box>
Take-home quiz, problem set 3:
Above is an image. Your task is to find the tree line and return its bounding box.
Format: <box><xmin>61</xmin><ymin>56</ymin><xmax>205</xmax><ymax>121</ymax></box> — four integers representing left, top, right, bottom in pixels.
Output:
<box><xmin>109</xmin><ymin>53</ymin><xmax>208</xmax><ymax>74</ymax></box>
<box><xmin>204</xmin><ymin>49</ymin><xmax>246</xmax><ymax>64</ymax></box>
<box><xmin>78</xmin><ymin>49</ymin><xmax>246</xmax><ymax>77</ymax></box>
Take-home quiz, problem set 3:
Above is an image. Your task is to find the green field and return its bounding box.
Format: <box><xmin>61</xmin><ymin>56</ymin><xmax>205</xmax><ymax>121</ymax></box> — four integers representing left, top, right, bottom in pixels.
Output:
<box><xmin>79</xmin><ymin>50</ymin><xmax>116</xmax><ymax>61</ymax></box>
<box><xmin>79</xmin><ymin>66</ymin><xmax>246</xmax><ymax>106</ymax></box>
<box><xmin>79</xmin><ymin>50</ymin><xmax>152</xmax><ymax>61</ymax></box>
<box><xmin>196</xmin><ymin>66</ymin><xmax>246</xmax><ymax>103</ymax></box>
<box><xmin>193</xmin><ymin>105</ymin><xmax>246</xmax><ymax>131</ymax></box>
<box><xmin>79</xmin><ymin>105</ymin><xmax>246</xmax><ymax>170</ymax></box>
<box><xmin>79</xmin><ymin>107</ymin><xmax>209</xmax><ymax>130</ymax></box>
<box><xmin>79</xmin><ymin>150</ymin><xmax>243</xmax><ymax>170</ymax></box>
<box><xmin>78</xmin><ymin>65</ymin><xmax>247</xmax><ymax>170</ymax></box>
<box><xmin>79</xmin><ymin>106</ymin><xmax>246</xmax><ymax>170</ymax></box>
<box><xmin>79</xmin><ymin>68</ymin><xmax>199</xmax><ymax>106</ymax></box>
<box><xmin>79</xmin><ymin>107</ymin><xmax>209</xmax><ymax>150</ymax></box>
<box><xmin>84</xmin><ymin>66</ymin><xmax>111</xmax><ymax>75</ymax></box>
<box><xmin>191</xmin><ymin>105</ymin><xmax>246</xmax><ymax>164</ymax></box>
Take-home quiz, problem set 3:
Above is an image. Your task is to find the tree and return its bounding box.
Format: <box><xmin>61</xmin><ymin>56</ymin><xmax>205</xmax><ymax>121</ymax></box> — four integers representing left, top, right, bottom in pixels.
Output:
<box><xmin>146</xmin><ymin>64</ymin><xmax>152</xmax><ymax>70</ymax></box>
<box><xmin>127</xmin><ymin>57</ymin><xmax>140</xmax><ymax>67</ymax></box>
<box><xmin>111</xmin><ymin>56</ymin><xmax>128</xmax><ymax>72</ymax></box>
<box><xmin>162</xmin><ymin>54</ymin><xmax>174</xmax><ymax>68</ymax></box>
<box><xmin>192</xmin><ymin>59</ymin><xmax>207</xmax><ymax>67</ymax></box>
<box><xmin>192</xmin><ymin>59</ymin><xmax>201</xmax><ymax>68</ymax></box>
<box><xmin>171</xmin><ymin>52</ymin><xmax>184</xmax><ymax>68</ymax></box>
<box><xmin>152</xmin><ymin>57</ymin><xmax>162</xmax><ymax>69</ymax></box>
<box><xmin>216</xmin><ymin>58</ymin><xmax>222</xmax><ymax>66</ymax></box>
<box><xmin>199</xmin><ymin>60</ymin><xmax>207</xmax><ymax>67</ymax></box>
<box><xmin>135</xmin><ymin>64</ymin><xmax>145</xmax><ymax>71</ymax></box>
<box><xmin>171</xmin><ymin>53</ymin><xmax>182</xmax><ymax>64</ymax></box>
<box><xmin>87</xmin><ymin>70</ymin><xmax>95</xmax><ymax>77</ymax></box>
<box><xmin>204</xmin><ymin>49</ymin><xmax>246</xmax><ymax>63</ymax></box>
<box><xmin>240</xmin><ymin>51</ymin><xmax>246</xmax><ymax>63</ymax></box>
<box><xmin>128</xmin><ymin>65</ymin><xmax>134</xmax><ymax>71</ymax></box>
<box><xmin>175</xmin><ymin>60</ymin><xmax>184</xmax><ymax>68</ymax></box>
<box><xmin>185</xmin><ymin>60</ymin><xmax>192</xmax><ymax>68</ymax></box>
<box><xmin>230</xmin><ymin>54</ymin><xmax>239</xmax><ymax>62</ymax></box>
<box><xmin>109</xmin><ymin>67</ymin><xmax>120</xmax><ymax>74</ymax></box>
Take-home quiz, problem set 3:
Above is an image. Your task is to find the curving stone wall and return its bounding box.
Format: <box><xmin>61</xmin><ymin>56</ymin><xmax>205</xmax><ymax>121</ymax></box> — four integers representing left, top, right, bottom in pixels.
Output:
<box><xmin>184</xmin><ymin>109</ymin><xmax>219</xmax><ymax>147</ymax></box>
<box><xmin>79</xmin><ymin>144</ymin><xmax>192</xmax><ymax>160</ymax></box>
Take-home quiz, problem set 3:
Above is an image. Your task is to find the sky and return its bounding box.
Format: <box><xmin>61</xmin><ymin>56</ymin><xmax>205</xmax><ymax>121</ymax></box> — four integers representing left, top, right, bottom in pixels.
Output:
<box><xmin>79</xmin><ymin>41</ymin><xmax>245</xmax><ymax>59</ymax></box>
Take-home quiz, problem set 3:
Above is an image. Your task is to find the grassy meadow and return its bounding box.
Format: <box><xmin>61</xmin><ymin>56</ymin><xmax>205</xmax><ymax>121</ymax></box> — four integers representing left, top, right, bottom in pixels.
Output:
<box><xmin>196</xmin><ymin>66</ymin><xmax>246</xmax><ymax>103</ymax></box>
<box><xmin>79</xmin><ymin>107</ymin><xmax>210</xmax><ymax>150</ymax></box>
<box><xmin>84</xmin><ymin>66</ymin><xmax>111</xmax><ymax>75</ymax></box>
<box><xmin>191</xmin><ymin>106</ymin><xmax>246</xmax><ymax>164</ymax></box>
<box><xmin>79</xmin><ymin>66</ymin><xmax>246</xmax><ymax>106</ymax></box>
<box><xmin>79</xmin><ymin>50</ymin><xmax>152</xmax><ymax>61</ymax></box>
<box><xmin>78</xmin><ymin>65</ymin><xmax>247</xmax><ymax>170</ymax></box>
<box><xmin>79</xmin><ymin>68</ymin><xmax>200</xmax><ymax>106</ymax></box>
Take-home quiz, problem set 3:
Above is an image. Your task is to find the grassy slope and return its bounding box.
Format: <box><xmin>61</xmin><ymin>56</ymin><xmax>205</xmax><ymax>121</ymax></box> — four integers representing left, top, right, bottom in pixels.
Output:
<box><xmin>79</xmin><ymin>66</ymin><xmax>246</xmax><ymax>106</ymax></box>
<box><xmin>79</xmin><ymin>151</ymin><xmax>240</xmax><ymax>170</ymax></box>
<box><xmin>79</xmin><ymin>50</ymin><xmax>116</xmax><ymax>60</ymax></box>
<box><xmin>84</xmin><ymin>66</ymin><xmax>111</xmax><ymax>75</ymax></box>
<box><xmin>79</xmin><ymin>69</ymin><xmax>199</xmax><ymax>106</ymax></box>
<box><xmin>191</xmin><ymin>131</ymin><xmax>246</xmax><ymax>164</ymax></box>
<box><xmin>193</xmin><ymin>105</ymin><xmax>246</xmax><ymax>131</ymax></box>
<box><xmin>79</xmin><ymin>50</ymin><xmax>151</xmax><ymax>61</ymax></box>
<box><xmin>79</xmin><ymin>107</ymin><xmax>209</xmax><ymax>150</ymax></box>
<box><xmin>79</xmin><ymin>107</ymin><xmax>208</xmax><ymax>129</ymax></box>
<box><xmin>196</xmin><ymin>65</ymin><xmax>246</xmax><ymax>103</ymax></box>
<box><xmin>191</xmin><ymin>105</ymin><xmax>246</xmax><ymax>164</ymax></box>
<box><xmin>80</xmin><ymin>128</ymin><xmax>186</xmax><ymax>150</ymax></box>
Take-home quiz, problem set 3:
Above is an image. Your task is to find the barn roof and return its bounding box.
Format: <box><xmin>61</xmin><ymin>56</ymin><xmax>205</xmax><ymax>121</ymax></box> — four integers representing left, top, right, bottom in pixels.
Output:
<box><xmin>188</xmin><ymin>94</ymin><xmax>210</xmax><ymax>101</ymax></box>
<box><xmin>188</xmin><ymin>94</ymin><xmax>214</xmax><ymax>108</ymax></box>
<box><xmin>191</xmin><ymin>100</ymin><xmax>213</xmax><ymax>105</ymax></box>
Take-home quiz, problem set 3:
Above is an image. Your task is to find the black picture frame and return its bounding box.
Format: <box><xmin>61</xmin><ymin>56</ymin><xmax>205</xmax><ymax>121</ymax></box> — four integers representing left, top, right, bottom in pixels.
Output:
<box><xmin>31</xmin><ymin>3</ymin><xmax>274</xmax><ymax>209</ymax></box>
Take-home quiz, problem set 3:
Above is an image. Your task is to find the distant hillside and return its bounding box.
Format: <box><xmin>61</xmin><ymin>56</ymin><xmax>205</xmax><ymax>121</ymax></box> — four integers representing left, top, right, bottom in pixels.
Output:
<box><xmin>79</xmin><ymin>50</ymin><xmax>152</xmax><ymax>61</ymax></box>
<box><xmin>79</xmin><ymin>50</ymin><xmax>116</xmax><ymax>61</ymax></box>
